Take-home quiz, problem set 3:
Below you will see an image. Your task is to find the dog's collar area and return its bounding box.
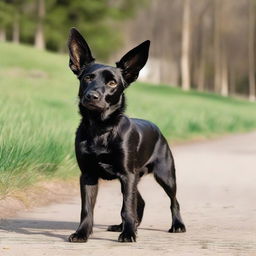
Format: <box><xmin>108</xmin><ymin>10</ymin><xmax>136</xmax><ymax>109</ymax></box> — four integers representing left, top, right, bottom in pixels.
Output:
<box><xmin>81</xmin><ymin>120</ymin><xmax>116</xmax><ymax>137</ymax></box>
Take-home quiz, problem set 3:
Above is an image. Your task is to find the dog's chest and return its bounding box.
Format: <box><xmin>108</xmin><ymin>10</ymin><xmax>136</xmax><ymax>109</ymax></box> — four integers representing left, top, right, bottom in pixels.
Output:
<box><xmin>79</xmin><ymin>135</ymin><xmax>110</xmax><ymax>155</ymax></box>
<box><xmin>79</xmin><ymin>136</ymin><xmax>118</xmax><ymax>178</ymax></box>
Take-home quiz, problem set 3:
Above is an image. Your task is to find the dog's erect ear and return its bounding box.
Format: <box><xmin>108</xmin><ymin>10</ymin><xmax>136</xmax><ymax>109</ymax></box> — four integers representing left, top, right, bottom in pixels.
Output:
<box><xmin>116</xmin><ymin>40</ymin><xmax>150</xmax><ymax>84</ymax></box>
<box><xmin>68</xmin><ymin>28</ymin><xmax>95</xmax><ymax>75</ymax></box>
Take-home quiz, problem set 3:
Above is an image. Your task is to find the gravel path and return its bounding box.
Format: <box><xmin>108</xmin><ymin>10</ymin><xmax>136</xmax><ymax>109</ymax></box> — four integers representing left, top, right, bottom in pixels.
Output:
<box><xmin>1</xmin><ymin>132</ymin><xmax>256</xmax><ymax>256</ymax></box>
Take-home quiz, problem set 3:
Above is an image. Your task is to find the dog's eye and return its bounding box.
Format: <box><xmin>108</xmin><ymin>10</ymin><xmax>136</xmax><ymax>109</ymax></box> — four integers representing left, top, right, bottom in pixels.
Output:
<box><xmin>107</xmin><ymin>80</ymin><xmax>117</xmax><ymax>88</ymax></box>
<box><xmin>84</xmin><ymin>75</ymin><xmax>93</xmax><ymax>82</ymax></box>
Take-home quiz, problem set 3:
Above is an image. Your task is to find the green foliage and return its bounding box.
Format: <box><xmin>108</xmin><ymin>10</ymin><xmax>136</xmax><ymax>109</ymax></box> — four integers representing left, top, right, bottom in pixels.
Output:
<box><xmin>0</xmin><ymin>1</ymin><xmax>13</xmax><ymax>26</ymax></box>
<box><xmin>1</xmin><ymin>43</ymin><xmax>256</xmax><ymax>196</ymax></box>
<box><xmin>1</xmin><ymin>0</ymin><xmax>145</xmax><ymax>59</ymax></box>
<box><xmin>44</xmin><ymin>0</ymin><xmax>142</xmax><ymax>58</ymax></box>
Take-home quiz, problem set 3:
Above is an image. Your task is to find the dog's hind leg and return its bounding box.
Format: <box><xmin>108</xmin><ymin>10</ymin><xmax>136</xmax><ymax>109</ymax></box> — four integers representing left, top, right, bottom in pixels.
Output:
<box><xmin>136</xmin><ymin>191</ymin><xmax>145</xmax><ymax>226</ymax></box>
<box><xmin>153</xmin><ymin>152</ymin><xmax>186</xmax><ymax>233</ymax></box>
<box><xmin>107</xmin><ymin>223</ymin><xmax>122</xmax><ymax>232</ymax></box>
<box><xmin>107</xmin><ymin>190</ymin><xmax>145</xmax><ymax>232</ymax></box>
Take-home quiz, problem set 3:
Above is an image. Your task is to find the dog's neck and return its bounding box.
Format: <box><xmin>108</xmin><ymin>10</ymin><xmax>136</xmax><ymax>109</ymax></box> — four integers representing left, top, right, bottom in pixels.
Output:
<box><xmin>79</xmin><ymin>94</ymin><xmax>126</xmax><ymax>136</ymax></box>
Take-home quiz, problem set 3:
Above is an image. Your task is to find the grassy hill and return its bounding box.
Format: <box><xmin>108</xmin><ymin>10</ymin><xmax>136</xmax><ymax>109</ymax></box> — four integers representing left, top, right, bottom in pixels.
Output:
<box><xmin>1</xmin><ymin>42</ymin><xmax>256</xmax><ymax>197</ymax></box>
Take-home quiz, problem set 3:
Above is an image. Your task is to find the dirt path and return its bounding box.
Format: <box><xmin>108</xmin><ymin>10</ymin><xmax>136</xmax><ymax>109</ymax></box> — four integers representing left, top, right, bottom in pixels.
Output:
<box><xmin>1</xmin><ymin>132</ymin><xmax>256</xmax><ymax>256</ymax></box>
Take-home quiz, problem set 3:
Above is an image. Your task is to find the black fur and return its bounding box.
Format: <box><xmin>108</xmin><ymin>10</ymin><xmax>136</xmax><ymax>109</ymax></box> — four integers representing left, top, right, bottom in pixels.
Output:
<box><xmin>67</xmin><ymin>28</ymin><xmax>186</xmax><ymax>243</ymax></box>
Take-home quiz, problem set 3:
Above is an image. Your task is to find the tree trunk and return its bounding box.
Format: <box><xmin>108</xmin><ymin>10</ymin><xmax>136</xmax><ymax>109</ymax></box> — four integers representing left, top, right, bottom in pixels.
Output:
<box><xmin>0</xmin><ymin>28</ymin><xmax>6</xmax><ymax>42</ymax></box>
<box><xmin>198</xmin><ymin>52</ymin><xmax>206</xmax><ymax>92</ymax></box>
<box><xmin>249</xmin><ymin>0</ymin><xmax>256</xmax><ymax>101</ymax></box>
<box><xmin>181</xmin><ymin>0</ymin><xmax>191</xmax><ymax>91</ymax></box>
<box><xmin>12</xmin><ymin>18</ymin><xmax>20</xmax><ymax>43</ymax></box>
<box><xmin>197</xmin><ymin>12</ymin><xmax>208</xmax><ymax>92</ymax></box>
<box><xmin>214</xmin><ymin>0</ymin><xmax>221</xmax><ymax>93</ymax></box>
<box><xmin>220</xmin><ymin>52</ymin><xmax>228</xmax><ymax>96</ymax></box>
<box><xmin>229</xmin><ymin>64</ymin><xmax>236</xmax><ymax>96</ymax></box>
<box><xmin>35</xmin><ymin>0</ymin><xmax>45</xmax><ymax>50</ymax></box>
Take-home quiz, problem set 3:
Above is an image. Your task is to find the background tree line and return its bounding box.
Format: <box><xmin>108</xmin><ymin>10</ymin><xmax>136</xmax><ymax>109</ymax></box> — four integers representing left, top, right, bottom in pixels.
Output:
<box><xmin>123</xmin><ymin>0</ymin><xmax>256</xmax><ymax>101</ymax></box>
<box><xmin>0</xmin><ymin>0</ymin><xmax>142</xmax><ymax>59</ymax></box>
<box><xmin>1</xmin><ymin>0</ymin><xmax>256</xmax><ymax>101</ymax></box>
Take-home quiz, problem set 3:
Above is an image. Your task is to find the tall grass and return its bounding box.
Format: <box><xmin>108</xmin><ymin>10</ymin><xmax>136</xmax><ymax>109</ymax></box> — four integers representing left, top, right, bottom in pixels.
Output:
<box><xmin>0</xmin><ymin>42</ymin><xmax>256</xmax><ymax>196</ymax></box>
<box><xmin>0</xmin><ymin>43</ymin><xmax>79</xmax><ymax>197</ymax></box>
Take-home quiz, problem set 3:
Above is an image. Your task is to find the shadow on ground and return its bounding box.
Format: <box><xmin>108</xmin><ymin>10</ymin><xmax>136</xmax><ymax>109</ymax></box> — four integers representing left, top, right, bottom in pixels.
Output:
<box><xmin>0</xmin><ymin>218</ymin><xmax>168</xmax><ymax>242</ymax></box>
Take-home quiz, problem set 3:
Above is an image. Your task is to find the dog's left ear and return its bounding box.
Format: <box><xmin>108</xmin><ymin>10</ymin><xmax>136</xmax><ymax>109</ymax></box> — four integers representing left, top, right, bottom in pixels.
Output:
<box><xmin>68</xmin><ymin>28</ymin><xmax>95</xmax><ymax>76</ymax></box>
<box><xmin>116</xmin><ymin>40</ymin><xmax>150</xmax><ymax>85</ymax></box>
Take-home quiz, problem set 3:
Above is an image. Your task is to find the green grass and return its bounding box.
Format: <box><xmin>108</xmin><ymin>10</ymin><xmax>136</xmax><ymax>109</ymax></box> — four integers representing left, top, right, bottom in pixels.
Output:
<box><xmin>1</xmin><ymin>42</ymin><xmax>256</xmax><ymax>197</ymax></box>
<box><xmin>0</xmin><ymin>43</ymin><xmax>79</xmax><ymax>197</ymax></box>
<box><xmin>127</xmin><ymin>85</ymin><xmax>256</xmax><ymax>141</ymax></box>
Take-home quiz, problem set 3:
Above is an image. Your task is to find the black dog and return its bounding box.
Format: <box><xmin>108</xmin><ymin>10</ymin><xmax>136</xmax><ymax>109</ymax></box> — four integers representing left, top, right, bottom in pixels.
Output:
<box><xmin>67</xmin><ymin>28</ymin><xmax>186</xmax><ymax>243</ymax></box>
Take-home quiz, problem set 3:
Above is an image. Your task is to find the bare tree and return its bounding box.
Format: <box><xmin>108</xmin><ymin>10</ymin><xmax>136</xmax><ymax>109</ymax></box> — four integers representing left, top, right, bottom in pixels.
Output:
<box><xmin>197</xmin><ymin>23</ymin><xmax>207</xmax><ymax>91</ymax></box>
<box><xmin>220</xmin><ymin>50</ymin><xmax>228</xmax><ymax>96</ymax></box>
<box><xmin>248</xmin><ymin>0</ymin><xmax>256</xmax><ymax>101</ymax></box>
<box><xmin>12</xmin><ymin>16</ymin><xmax>20</xmax><ymax>43</ymax></box>
<box><xmin>0</xmin><ymin>28</ymin><xmax>6</xmax><ymax>41</ymax></box>
<box><xmin>34</xmin><ymin>0</ymin><xmax>45</xmax><ymax>50</ymax></box>
<box><xmin>220</xmin><ymin>1</ymin><xmax>230</xmax><ymax>97</ymax></box>
<box><xmin>195</xmin><ymin>1</ymin><xmax>211</xmax><ymax>91</ymax></box>
<box><xmin>11</xmin><ymin>0</ymin><xmax>24</xmax><ymax>44</ymax></box>
<box><xmin>181</xmin><ymin>0</ymin><xmax>191</xmax><ymax>91</ymax></box>
<box><xmin>213</xmin><ymin>0</ymin><xmax>222</xmax><ymax>93</ymax></box>
<box><xmin>119</xmin><ymin>0</ymin><xmax>255</xmax><ymax>99</ymax></box>
<box><xmin>229</xmin><ymin>63</ymin><xmax>236</xmax><ymax>96</ymax></box>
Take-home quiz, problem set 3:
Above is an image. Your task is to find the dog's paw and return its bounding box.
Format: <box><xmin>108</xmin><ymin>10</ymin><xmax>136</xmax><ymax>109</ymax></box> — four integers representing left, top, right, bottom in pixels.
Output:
<box><xmin>118</xmin><ymin>230</ymin><xmax>136</xmax><ymax>242</ymax></box>
<box><xmin>68</xmin><ymin>232</ymin><xmax>88</xmax><ymax>243</ymax></box>
<box><xmin>169</xmin><ymin>220</ymin><xmax>186</xmax><ymax>233</ymax></box>
<box><xmin>107</xmin><ymin>224</ymin><xmax>122</xmax><ymax>232</ymax></box>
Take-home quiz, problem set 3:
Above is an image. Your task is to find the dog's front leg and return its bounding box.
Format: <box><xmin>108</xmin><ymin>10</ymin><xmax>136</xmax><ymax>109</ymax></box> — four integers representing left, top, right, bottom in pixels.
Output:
<box><xmin>69</xmin><ymin>174</ymin><xmax>98</xmax><ymax>242</ymax></box>
<box><xmin>118</xmin><ymin>173</ymin><xmax>138</xmax><ymax>242</ymax></box>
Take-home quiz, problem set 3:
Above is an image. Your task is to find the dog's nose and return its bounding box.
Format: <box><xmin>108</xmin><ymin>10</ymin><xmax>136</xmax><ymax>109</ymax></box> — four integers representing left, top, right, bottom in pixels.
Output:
<box><xmin>85</xmin><ymin>91</ymin><xmax>100</xmax><ymax>101</ymax></box>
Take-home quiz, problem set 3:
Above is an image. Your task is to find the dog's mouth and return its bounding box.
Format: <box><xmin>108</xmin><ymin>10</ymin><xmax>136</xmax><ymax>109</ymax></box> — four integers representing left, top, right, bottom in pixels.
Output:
<box><xmin>81</xmin><ymin>101</ymin><xmax>105</xmax><ymax>112</ymax></box>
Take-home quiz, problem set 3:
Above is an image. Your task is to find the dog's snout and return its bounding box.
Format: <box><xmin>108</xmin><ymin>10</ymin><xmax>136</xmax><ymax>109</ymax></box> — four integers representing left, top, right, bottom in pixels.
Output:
<box><xmin>85</xmin><ymin>91</ymin><xmax>100</xmax><ymax>101</ymax></box>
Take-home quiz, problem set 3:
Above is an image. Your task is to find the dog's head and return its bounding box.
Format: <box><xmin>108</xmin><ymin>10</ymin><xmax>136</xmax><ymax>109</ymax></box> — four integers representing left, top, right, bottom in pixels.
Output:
<box><xmin>68</xmin><ymin>28</ymin><xmax>150</xmax><ymax>116</ymax></box>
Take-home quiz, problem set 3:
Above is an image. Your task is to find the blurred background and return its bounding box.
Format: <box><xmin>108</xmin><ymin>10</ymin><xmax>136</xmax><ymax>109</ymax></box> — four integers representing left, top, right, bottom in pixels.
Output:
<box><xmin>1</xmin><ymin>0</ymin><xmax>256</xmax><ymax>197</ymax></box>
<box><xmin>2</xmin><ymin>0</ymin><xmax>256</xmax><ymax>98</ymax></box>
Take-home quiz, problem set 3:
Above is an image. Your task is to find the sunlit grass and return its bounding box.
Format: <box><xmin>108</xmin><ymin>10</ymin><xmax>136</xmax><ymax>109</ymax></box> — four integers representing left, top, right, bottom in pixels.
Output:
<box><xmin>0</xmin><ymin>42</ymin><xmax>79</xmax><ymax>197</ymax></box>
<box><xmin>127</xmin><ymin>84</ymin><xmax>256</xmax><ymax>141</ymax></box>
<box><xmin>1</xmin><ymin>42</ymin><xmax>256</xmax><ymax>196</ymax></box>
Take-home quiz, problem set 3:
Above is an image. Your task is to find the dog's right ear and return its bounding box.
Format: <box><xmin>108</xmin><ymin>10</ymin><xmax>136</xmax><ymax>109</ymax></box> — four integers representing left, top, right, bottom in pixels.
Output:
<box><xmin>116</xmin><ymin>40</ymin><xmax>150</xmax><ymax>85</ymax></box>
<box><xmin>68</xmin><ymin>28</ymin><xmax>95</xmax><ymax>76</ymax></box>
